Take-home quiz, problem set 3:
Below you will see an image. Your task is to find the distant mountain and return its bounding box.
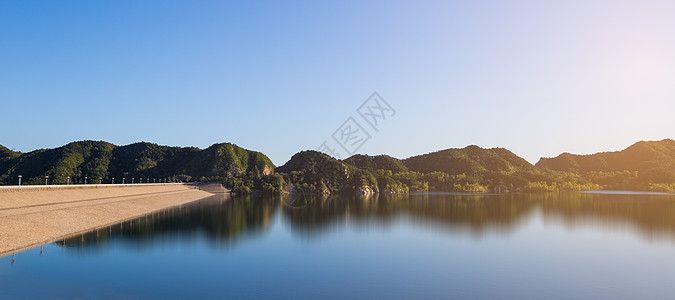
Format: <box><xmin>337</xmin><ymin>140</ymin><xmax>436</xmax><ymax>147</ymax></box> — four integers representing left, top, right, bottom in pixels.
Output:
<box><xmin>404</xmin><ymin>145</ymin><xmax>536</xmax><ymax>175</ymax></box>
<box><xmin>277</xmin><ymin>146</ymin><xmax>558</xmax><ymax>196</ymax></box>
<box><xmin>536</xmin><ymin>139</ymin><xmax>675</xmax><ymax>186</ymax></box>
<box><xmin>4</xmin><ymin>139</ymin><xmax>673</xmax><ymax>193</ymax></box>
<box><xmin>0</xmin><ymin>141</ymin><xmax>274</xmax><ymax>185</ymax></box>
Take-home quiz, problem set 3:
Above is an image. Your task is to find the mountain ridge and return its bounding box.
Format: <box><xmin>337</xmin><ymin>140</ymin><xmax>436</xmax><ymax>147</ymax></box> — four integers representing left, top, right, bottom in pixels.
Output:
<box><xmin>0</xmin><ymin>140</ymin><xmax>275</xmax><ymax>185</ymax></box>
<box><xmin>535</xmin><ymin>139</ymin><xmax>675</xmax><ymax>189</ymax></box>
<box><xmin>2</xmin><ymin>138</ymin><xmax>673</xmax><ymax>193</ymax></box>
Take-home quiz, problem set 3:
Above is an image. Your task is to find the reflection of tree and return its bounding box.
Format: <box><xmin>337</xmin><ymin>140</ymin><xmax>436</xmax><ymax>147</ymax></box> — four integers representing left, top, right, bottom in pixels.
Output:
<box><xmin>281</xmin><ymin>193</ymin><xmax>536</xmax><ymax>238</ymax></box>
<box><xmin>533</xmin><ymin>192</ymin><xmax>675</xmax><ymax>238</ymax></box>
<box><xmin>56</xmin><ymin>194</ymin><xmax>279</xmax><ymax>251</ymax></box>
<box><xmin>282</xmin><ymin>192</ymin><xmax>675</xmax><ymax>241</ymax></box>
<box><xmin>57</xmin><ymin>192</ymin><xmax>675</xmax><ymax>252</ymax></box>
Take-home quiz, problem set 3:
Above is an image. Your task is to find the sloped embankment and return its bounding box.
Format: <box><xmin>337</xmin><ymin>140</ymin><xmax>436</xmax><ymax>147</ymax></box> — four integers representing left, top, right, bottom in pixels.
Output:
<box><xmin>0</xmin><ymin>184</ymin><xmax>215</xmax><ymax>256</ymax></box>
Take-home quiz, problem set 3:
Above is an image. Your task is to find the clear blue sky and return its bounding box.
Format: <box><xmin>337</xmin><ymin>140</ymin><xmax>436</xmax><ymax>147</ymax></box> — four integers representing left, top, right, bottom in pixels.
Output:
<box><xmin>1</xmin><ymin>0</ymin><xmax>673</xmax><ymax>165</ymax></box>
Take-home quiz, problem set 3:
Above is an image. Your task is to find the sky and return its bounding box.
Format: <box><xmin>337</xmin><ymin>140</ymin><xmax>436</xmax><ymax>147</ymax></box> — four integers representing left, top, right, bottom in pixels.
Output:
<box><xmin>1</xmin><ymin>0</ymin><xmax>673</xmax><ymax>166</ymax></box>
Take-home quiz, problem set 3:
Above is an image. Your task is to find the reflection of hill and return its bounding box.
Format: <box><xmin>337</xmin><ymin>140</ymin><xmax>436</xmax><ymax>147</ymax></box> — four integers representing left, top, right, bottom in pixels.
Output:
<box><xmin>56</xmin><ymin>194</ymin><xmax>278</xmax><ymax>251</ymax></box>
<box><xmin>281</xmin><ymin>193</ymin><xmax>536</xmax><ymax>237</ymax></box>
<box><xmin>533</xmin><ymin>192</ymin><xmax>675</xmax><ymax>238</ymax></box>
<box><xmin>282</xmin><ymin>193</ymin><xmax>675</xmax><ymax>241</ymax></box>
<box><xmin>58</xmin><ymin>192</ymin><xmax>675</xmax><ymax>252</ymax></box>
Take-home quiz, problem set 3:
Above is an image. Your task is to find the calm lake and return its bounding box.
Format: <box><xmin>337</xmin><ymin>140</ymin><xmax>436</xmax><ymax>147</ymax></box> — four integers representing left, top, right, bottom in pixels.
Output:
<box><xmin>2</xmin><ymin>192</ymin><xmax>675</xmax><ymax>299</ymax></box>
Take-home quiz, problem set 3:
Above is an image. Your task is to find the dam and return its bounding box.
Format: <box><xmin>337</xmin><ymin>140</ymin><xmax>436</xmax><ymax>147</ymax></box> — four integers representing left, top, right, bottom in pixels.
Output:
<box><xmin>0</xmin><ymin>183</ymin><xmax>217</xmax><ymax>256</ymax></box>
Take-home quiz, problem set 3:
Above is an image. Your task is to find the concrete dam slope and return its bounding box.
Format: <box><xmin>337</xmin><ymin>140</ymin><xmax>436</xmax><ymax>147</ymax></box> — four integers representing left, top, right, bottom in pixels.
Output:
<box><xmin>0</xmin><ymin>183</ymin><xmax>216</xmax><ymax>257</ymax></box>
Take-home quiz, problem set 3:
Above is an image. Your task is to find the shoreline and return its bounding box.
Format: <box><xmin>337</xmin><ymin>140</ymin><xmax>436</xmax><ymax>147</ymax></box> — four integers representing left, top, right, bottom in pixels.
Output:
<box><xmin>0</xmin><ymin>182</ymin><xmax>187</xmax><ymax>193</ymax></box>
<box><xmin>0</xmin><ymin>184</ymin><xmax>217</xmax><ymax>257</ymax></box>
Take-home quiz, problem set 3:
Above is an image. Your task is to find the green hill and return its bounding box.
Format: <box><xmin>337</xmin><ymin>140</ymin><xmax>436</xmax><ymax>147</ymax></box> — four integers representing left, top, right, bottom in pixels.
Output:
<box><xmin>278</xmin><ymin>146</ymin><xmax>557</xmax><ymax>196</ymax></box>
<box><xmin>276</xmin><ymin>151</ymin><xmax>354</xmax><ymax>196</ymax></box>
<box><xmin>0</xmin><ymin>141</ymin><xmax>275</xmax><ymax>185</ymax></box>
<box><xmin>536</xmin><ymin>139</ymin><xmax>675</xmax><ymax>189</ymax></box>
<box><xmin>404</xmin><ymin>145</ymin><xmax>536</xmax><ymax>175</ymax></box>
<box><xmin>343</xmin><ymin>154</ymin><xmax>408</xmax><ymax>173</ymax></box>
<box><xmin>0</xmin><ymin>145</ymin><xmax>21</xmax><ymax>161</ymax></box>
<box><xmin>4</xmin><ymin>139</ymin><xmax>673</xmax><ymax>194</ymax></box>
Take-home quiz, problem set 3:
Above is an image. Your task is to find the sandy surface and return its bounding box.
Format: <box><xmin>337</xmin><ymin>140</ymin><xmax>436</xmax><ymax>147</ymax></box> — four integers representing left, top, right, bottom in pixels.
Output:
<box><xmin>0</xmin><ymin>184</ymin><xmax>213</xmax><ymax>256</ymax></box>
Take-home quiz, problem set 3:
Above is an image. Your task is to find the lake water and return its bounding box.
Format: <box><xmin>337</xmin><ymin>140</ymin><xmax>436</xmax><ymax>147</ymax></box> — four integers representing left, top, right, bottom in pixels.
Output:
<box><xmin>2</xmin><ymin>192</ymin><xmax>675</xmax><ymax>299</ymax></box>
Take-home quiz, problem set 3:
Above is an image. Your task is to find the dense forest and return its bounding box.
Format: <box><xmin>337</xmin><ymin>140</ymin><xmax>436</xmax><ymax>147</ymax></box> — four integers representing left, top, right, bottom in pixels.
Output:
<box><xmin>536</xmin><ymin>139</ymin><xmax>675</xmax><ymax>192</ymax></box>
<box><xmin>1</xmin><ymin>139</ymin><xmax>674</xmax><ymax>194</ymax></box>
<box><xmin>0</xmin><ymin>141</ymin><xmax>274</xmax><ymax>188</ymax></box>
<box><xmin>276</xmin><ymin>139</ymin><xmax>675</xmax><ymax>195</ymax></box>
<box><xmin>277</xmin><ymin>147</ymin><xmax>594</xmax><ymax>196</ymax></box>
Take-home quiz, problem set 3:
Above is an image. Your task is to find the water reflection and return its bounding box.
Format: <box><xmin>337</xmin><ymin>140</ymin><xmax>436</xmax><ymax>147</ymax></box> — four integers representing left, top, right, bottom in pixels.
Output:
<box><xmin>57</xmin><ymin>192</ymin><xmax>675</xmax><ymax>251</ymax></box>
<box><xmin>57</xmin><ymin>194</ymin><xmax>278</xmax><ymax>252</ymax></box>
<box><xmin>536</xmin><ymin>192</ymin><xmax>675</xmax><ymax>239</ymax></box>
<box><xmin>284</xmin><ymin>192</ymin><xmax>675</xmax><ymax>240</ymax></box>
<box><xmin>281</xmin><ymin>193</ymin><xmax>530</xmax><ymax>238</ymax></box>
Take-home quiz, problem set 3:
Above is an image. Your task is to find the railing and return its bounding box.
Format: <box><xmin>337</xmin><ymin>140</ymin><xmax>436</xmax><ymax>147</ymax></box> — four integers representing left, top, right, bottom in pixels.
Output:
<box><xmin>0</xmin><ymin>183</ymin><xmax>188</xmax><ymax>193</ymax></box>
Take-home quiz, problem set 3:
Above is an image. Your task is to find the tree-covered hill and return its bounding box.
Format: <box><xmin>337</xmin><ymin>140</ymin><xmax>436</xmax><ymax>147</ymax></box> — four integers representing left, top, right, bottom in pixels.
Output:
<box><xmin>398</xmin><ymin>145</ymin><xmax>561</xmax><ymax>192</ymax></box>
<box><xmin>404</xmin><ymin>145</ymin><xmax>536</xmax><ymax>175</ymax></box>
<box><xmin>3</xmin><ymin>139</ymin><xmax>673</xmax><ymax>194</ymax></box>
<box><xmin>0</xmin><ymin>144</ymin><xmax>21</xmax><ymax>161</ymax></box>
<box><xmin>276</xmin><ymin>151</ymin><xmax>354</xmax><ymax>196</ymax></box>
<box><xmin>536</xmin><ymin>139</ymin><xmax>675</xmax><ymax>190</ymax></box>
<box><xmin>0</xmin><ymin>141</ymin><xmax>275</xmax><ymax>185</ymax></box>
<box><xmin>343</xmin><ymin>154</ymin><xmax>408</xmax><ymax>173</ymax></box>
<box><xmin>279</xmin><ymin>140</ymin><xmax>675</xmax><ymax>194</ymax></box>
<box><xmin>278</xmin><ymin>146</ymin><xmax>564</xmax><ymax>196</ymax></box>
<box><xmin>536</xmin><ymin>139</ymin><xmax>675</xmax><ymax>174</ymax></box>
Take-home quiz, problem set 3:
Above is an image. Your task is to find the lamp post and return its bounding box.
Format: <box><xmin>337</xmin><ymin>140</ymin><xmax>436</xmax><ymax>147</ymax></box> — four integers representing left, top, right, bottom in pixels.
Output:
<box><xmin>18</xmin><ymin>175</ymin><xmax>22</xmax><ymax>186</ymax></box>
<box><xmin>112</xmin><ymin>177</ymin><xmax>115</xmax><ymax>184</ymax></box>
<box><xmin>122</xmin><ymin>178</ymin><xmax>125</xmax><ymax>184</ymax></box>
<box><xmin>84</xmin><ymin>176</ymin><xmax>87</xmax><ymax>185</ymax></box>
<box><xmin>67</xmin><ymin>176</ymin><xmax>70</xmax><ymax>185</ymax></box>
<box><xmin>45</xmin><ymin>175</ymin><xmax>49</xmax><ymax>185</ymax></box>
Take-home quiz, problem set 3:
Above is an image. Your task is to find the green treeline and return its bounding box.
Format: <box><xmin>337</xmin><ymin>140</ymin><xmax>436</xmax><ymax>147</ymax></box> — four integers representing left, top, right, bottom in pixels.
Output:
<box><xmin>0</xmin><ymin>141</ymin><xmax>274</xmax><ymax>187</ymax></box>
<box><xmin>536</xmin><ymin>139</ymin><xmax>675</xmax><ymax>192</ymax></box>
<box><xmin>274</xmin><ymin>139</ymin><xmax>675</xmax><ymax>195</ymax></box>
<box><xmin>1</xmin><ymin>139</ymin><xmax>674</xmax><ymax>194</ymax></box>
